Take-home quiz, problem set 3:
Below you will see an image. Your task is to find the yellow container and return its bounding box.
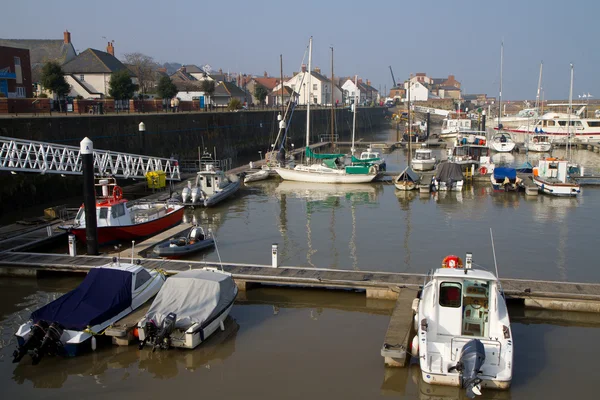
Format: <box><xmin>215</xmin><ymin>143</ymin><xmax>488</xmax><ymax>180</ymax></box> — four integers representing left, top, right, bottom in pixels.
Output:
<box><xmin>146</xmin><ymin>170</ymin><xmax>166</xmax><ymax>189</ymax></box>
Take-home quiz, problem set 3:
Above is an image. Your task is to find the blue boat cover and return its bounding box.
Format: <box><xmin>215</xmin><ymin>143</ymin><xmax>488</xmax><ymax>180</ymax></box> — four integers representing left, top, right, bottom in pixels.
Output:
<box><xmin>493</xmin><ymin>167</ymin><xmax>517</xmax><ymax>180</ymax></box>
<box><xmin>31</xmin><ymin>268</ymin><xmax>132</xmax><ymax>331</ymax></box>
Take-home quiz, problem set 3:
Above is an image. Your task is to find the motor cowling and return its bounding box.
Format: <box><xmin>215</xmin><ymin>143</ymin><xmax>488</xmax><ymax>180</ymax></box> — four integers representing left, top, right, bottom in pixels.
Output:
<box><xmin>153</xmin><ymin>312</ymin><xmax>177</xmax><ymax>351</ymax></box>
<box><xmin>12</xmin><ymin>320</ymin><xmax>49</xmax><ymax>363</ymax></box>
<box><xmin>31</xmin><ymin>321</ymin><xmax>64</xmax><ymax>365</ymax></box>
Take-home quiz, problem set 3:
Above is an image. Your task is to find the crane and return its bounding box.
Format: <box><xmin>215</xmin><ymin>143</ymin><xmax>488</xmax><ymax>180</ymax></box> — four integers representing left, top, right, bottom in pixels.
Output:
<box><xmin>389</xmin><ymin>66</ymin><xmax>397</xmax><ymax>88</ymax></box>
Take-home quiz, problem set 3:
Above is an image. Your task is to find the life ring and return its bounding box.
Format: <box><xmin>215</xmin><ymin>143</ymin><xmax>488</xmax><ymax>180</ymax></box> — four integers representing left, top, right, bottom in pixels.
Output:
<box><xmin>112</xmin><ymin>186</ymin><xmax>123</xmax><ymax>201</ymax></box>
<box><xmin>442</xmin><ymin>255</ymin><xmax>463</xmax><ymax>269</ymax></box>
<box><xmin>479</xmin><ymin>166</ymin><xmax>488</xmax><ymax>175</ymax></box>
<box><xmin>369</xmin><ymin>165</ymin><xmax>377</xmax><ymax>175</ymax></box>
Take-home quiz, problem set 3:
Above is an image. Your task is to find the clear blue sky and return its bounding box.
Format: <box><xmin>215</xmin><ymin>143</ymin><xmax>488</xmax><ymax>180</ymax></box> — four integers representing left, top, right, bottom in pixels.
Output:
<box><xmin>4</xmin><ymin>0</ymin><xmax>599</xmax><ymax>100</ymax></box>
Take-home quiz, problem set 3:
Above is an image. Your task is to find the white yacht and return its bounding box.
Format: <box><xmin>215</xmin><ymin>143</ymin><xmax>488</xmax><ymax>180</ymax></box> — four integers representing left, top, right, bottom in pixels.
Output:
<box><xmin>182</xmin><ymin>152</ymin><xmax>240</xmax><ymax>207</ymax></box>
<box><xmin>414</xmin><ymin>253</ymin><xmax>513</xmax><ymax>397</ymax></box>
<box><xmin>411</xmin><ymin>148</ymin><xmax>436</xmax><ymax>171</ymax></box>
<box><xmin>489</xmin><ymin>132</ymin><xmax>516</xmax><ymax>153</ymax></box>
<box><xmin>526</xmin><ymin>134</ymin><xmax>552</xmax><ymax>152</ymax></box>
<box><xmin>506</xmin><ymin>112</ymin><xmax>600</xmax><ymax>144</ymax></box>
<box><xmin>440</xmin><ymin>112</ymin><xmax>473</xmax><ymax>138</ymax></box>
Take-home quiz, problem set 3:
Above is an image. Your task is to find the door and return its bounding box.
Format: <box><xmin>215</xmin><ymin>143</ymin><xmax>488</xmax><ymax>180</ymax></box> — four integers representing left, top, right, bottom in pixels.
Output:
<box><xmin>436</xmin><ymin>281</ymin><xmax>463</xmax><ymax>336</ymax></box>
<box><xmin>0</xmin><ymin>80</ymin><xmax>8</xmax><ymax>97</ymax></box>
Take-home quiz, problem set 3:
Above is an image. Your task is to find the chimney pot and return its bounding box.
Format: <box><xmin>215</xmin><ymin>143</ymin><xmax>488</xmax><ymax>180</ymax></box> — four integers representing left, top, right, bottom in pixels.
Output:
<box><xmin>314</xmin><ymin>67</ymin><xmax>321</xmax><ymax>74</ymax></box>
<box><xmin>301</xmin><ymin>64</ymin><xmax>307</xmax><ymax>73</ymax></box>
<box><xmin>64</xmin><ymin>30</ymin><xmax>71</xmax><ymax>44</ymax></box>
<box><xmin>106</xmin><ymin>41</ymin><xmax>114</xmax><ymax>56</ymax></box>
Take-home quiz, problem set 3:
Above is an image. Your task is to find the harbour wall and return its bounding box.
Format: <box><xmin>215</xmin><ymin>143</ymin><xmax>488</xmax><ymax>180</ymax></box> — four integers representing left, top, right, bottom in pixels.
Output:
<box><xmin>0</xmin><ymin>108</ymin><xmax>388</xmax><ymax>214</ymax></box>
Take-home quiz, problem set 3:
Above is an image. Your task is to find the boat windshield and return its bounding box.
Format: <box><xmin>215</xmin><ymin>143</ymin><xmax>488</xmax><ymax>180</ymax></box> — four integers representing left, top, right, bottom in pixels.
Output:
<box><xmin>461</xmin><ymin>279</ymin><xmax>490</xmax><ymax>337</ymax></box>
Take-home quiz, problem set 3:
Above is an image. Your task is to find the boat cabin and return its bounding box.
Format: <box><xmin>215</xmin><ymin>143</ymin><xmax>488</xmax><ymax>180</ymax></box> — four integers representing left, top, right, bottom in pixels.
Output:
<box><xmin>451</xmin><ymin>144</ymin><xmax>489</xmax><ymax>164</ymax></box>
<box><xmin>414</xmin><ymin>149</ymin><xmax>433</xmax><ymax>161</ymax></box>
<box><xmin>442</xmin><ymin>112</ymin><xmax>472</xmax><ymax>132</ymax></box>
<box><xmin>534</xmin><ymin>158</ymin><xmax>569</xmax><ymax>183</ymax></box>
<box><xmin>358</xmin><ymin>147</ymin><xmax>381</xmax><ymax>161</ymax></box>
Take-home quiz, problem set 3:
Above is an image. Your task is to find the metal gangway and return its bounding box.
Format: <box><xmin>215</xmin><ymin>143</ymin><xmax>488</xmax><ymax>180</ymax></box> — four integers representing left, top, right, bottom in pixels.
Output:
<box><xmin>411</xmin><ymin>105</ymin><xmax>451</xmax><ymax>117</ymax></box>
<box><xmin>0</xmin><ymin>136</ymin><xmax>180</xmax><ymax>180</ymax></box>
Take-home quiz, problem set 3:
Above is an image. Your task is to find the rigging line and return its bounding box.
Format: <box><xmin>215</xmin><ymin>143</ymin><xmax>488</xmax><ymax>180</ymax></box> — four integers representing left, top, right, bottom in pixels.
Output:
<box><xmin>490</xmin><ymin>228</ymin><xmax>500</xmax><ymax>280</ymax></box>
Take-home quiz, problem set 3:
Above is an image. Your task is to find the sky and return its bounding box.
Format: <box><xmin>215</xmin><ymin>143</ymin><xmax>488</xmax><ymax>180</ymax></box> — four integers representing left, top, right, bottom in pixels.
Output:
<box><xmin>3</xmin><ymin>0</ymin><xmax>599</xmax><ymax>100</ymax></box>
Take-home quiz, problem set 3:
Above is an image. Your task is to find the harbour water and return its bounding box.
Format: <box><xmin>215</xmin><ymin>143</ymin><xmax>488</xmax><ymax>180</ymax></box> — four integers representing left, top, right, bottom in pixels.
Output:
<box><xmin>2</xmin><ymin>126</ymin><xmax>600</xmax><ymax>398</ymax></box>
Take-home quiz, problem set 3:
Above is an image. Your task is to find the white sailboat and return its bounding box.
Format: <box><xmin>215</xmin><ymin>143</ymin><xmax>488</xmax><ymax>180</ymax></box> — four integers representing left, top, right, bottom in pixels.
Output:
<box><xmin>274</xmin><ymin>37</ymin><xmax>376</xmax><ymax>184</ymax></box>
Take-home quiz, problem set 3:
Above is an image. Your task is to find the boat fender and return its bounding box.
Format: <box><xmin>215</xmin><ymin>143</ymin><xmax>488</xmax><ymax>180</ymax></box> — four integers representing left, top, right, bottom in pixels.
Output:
<box><xmin>479</xmin><ymin>166</ymin><xmax>487</xmax><ymax>175</ymax></box>
<box><xmin>369</xmin><ymin>165</ymin><xmax>377</xmax><ymax>175</ymax></box>
<box><xmin>113</xmin><ymin>186</ymin><xmax>123</xmax><ymax>201</ymax></box>
<box><xmin>91</xmin><ymin>336</ymin><xmax>97</xmax><ymax>351</ymax></box>
<box><xmin>411</xmin><ymin>298</ymin><xmax>420</xmax><ymax>314</ymax></box>
<box><xmin>413</xmin><ymin>314</ymin><xmax>419</xmax><ymax>332</ymax></box>
<box><xmin>411</xmin><ymin>335</ymin><xmax>419</xmax><ymax>355</ymax></box>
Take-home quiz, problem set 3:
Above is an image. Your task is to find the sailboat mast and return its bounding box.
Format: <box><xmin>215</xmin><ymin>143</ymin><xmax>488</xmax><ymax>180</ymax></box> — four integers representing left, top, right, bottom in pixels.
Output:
<box><xmin>568</xmin><ymin>63</ymin><xmax>574</xmax><ymax>158</ymax></box>
<box><xmin>498</xmin><ymin>42</ymin><xmax>503</xmax><ymax>128</ymax></box>
<box><xmin>535</xmin><ymin>62</ymin><xmax>543</xmax><ymax>110</ymax></box>
<box><xmin>330</xmin><ymin>46</ymin><xmax>335</xmax><ymax>146</ymax></box>
<box><xmin>306</xmin><ymin>37</ymin><xmax>312</xmax><ymax>149</ymax></box>
<box><xmin>351</xmin><ymin>75</ymin><xmax>358</xmax><ymax>154</ymax></box>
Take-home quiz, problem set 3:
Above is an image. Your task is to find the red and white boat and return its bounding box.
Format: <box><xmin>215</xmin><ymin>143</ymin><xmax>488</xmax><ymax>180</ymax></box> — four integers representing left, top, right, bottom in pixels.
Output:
<box><xmin>62</xmin><ymin>178</ymin><xmax>185</xmax><ymax>245</ymax></box>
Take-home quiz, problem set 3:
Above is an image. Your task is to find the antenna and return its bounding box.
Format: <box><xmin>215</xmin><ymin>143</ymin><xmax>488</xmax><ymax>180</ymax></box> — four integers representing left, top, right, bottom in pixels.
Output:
<box><xmin>490</xmin><ymin>228</ymin><xmax>500</xmax><ymax>278</ymax></box>
<box><xmin>210</xmin><ymin>228</ymin><xmax>224</xmax><ymax>271</ymax></box>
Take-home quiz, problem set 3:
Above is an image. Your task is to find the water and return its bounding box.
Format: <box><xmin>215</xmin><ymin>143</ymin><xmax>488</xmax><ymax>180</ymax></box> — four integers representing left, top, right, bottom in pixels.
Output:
<box><xmin>2</xmin><ymin>126</ymin><xmax>600</xmax><ymax>398</ymax></box>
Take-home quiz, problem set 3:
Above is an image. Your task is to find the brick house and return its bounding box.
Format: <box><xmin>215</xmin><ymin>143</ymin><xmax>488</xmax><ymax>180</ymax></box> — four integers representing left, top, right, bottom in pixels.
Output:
<box><xmin>247</xmin><ymin>73</ymin><xmax>281</xmax><ymax>105</ymax></box>
<box><xmin>0</xmin><ymin>46</ymin><xmax>33</xmax><ymax>98</ymax></box>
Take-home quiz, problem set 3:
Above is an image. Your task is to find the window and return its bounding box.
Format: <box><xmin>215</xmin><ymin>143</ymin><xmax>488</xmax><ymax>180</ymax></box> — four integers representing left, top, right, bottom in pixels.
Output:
<box><xmin>111</xmin><ymin>203</ymin><xmax>126</xmax><ymax>218</ymax></box>
<box><xmin>557</xmin><ymin>120</ymin><xmax>566</xmax><ymax>126</ymax></box>
<box><xmin>16</xmin><ymin>87</ymin><xmax>26</xmax><ymax>97</ymax></box>
<box><xmin>98</xmin><ymin>207</ymin><xmax>109</xmax><ymax>219</ymax></box>
<box><xmin>134</xmin><ymin>269</ymin><xmax>152</xmax><ymax>290</ymax></box>
<box><xmin>546</xmin><ymin>120</ymin><xmax>555</xmax><ymax>127</ymax></box>
<box><xmin>439</xmin><ymin>282</ymin><xmax>462</xmax><ymax>308</ymax></box>
<box><xmin>14</xmin><ymin>56</ymin><xmax>21</xmax><ymax>66</ymax></box>
<box><xmin>80</xmin><ymin>75</ymin><xmax>85</xmax><ymax>82</ymax></box>
<box><xmin>313</xmin><ymin>84</ymin><xmax>317</xmax><ymax>91</ymax></box>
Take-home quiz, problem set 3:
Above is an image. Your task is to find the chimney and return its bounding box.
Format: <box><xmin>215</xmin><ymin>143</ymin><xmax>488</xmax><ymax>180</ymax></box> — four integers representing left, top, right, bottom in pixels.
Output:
<box><xmin>180</xmin><ymin>66</ymin><xmax>186</xmax><ymax>73</ymax></box>
<box><xmin>358</xmin><ymin>78</ymin><xmax>363</xmax><ymax>84</ymax></box>
<box><xmin>301</xmin><ymin>64</ymin><xmax>307</xmax><ymax>73</ymax></box>
<box><xmin>367</xmin><ymin>80</ymin><xmax>371</xmax><ymax>86</ymax></box>
<box><xmin>106</xmin><ymin>41</ymin><xmax>114</xmax><ymax>56</ymax></box>
<box><xmin>219</xmin><ymin>68</ymin><xmax>223</xmax><ymax>74</ymax></box>
<box><xmin>314</xmin><ymin>67</ymin><xmax>321</xmax><ymax>74</ymax></box>
<box><xmin>64</xmin><ymin>30</ymin><xmax>71</xmax><ymax>44</ymax></box>
<box><xmin>264</xmin><ymin>71</ymin><xmax>268</xmax><ymax>77</ymax></box>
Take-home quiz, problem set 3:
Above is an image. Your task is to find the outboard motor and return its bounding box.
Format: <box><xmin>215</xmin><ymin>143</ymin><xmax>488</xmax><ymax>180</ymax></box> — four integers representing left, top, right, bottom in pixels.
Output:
<box><xmin>182</xmin><ymin>181</ymin><xmax>192</xmax><ymax>203</ymax></box>
<box><xmin>451</xmin><ymin>339</ymin><xmax>486</xmax><ymax>398</ymax></box>
<box><xmin>31</xmin><ymin>322</ymin><xmax>64</xmax><ymax>365</ymax></box>
<box><xmin>139</xmin><ymin>320</ymin><xmax>158</xmax><ymax>350</ymax></box>
<box><xmin>12</xmin><ymin>320</ymin><xmax>49</xmax><ymax>363</ymax></box>
<box><xmin>153</xmin><ymin>312</ymin><xmax>177</xmax><ymax>352</ymax></box>
<box><xmin>190</xmin><ymin>187</ymin><xmax>201</xmax><ymax>204</ymax></box>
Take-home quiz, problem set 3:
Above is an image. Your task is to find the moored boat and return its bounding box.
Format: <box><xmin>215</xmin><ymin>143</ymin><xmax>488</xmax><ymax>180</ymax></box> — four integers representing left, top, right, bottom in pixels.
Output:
<box><xmin>490</xmin><ymin>132</ymin><xmax>516</xmax><ymax>153</ymax></box>
<box><xmin>414</xmin><ymin>253</ymin><xmax>513</xmax><ymax>397</ymax></box>
<box><xmin>440</xmin><ymin>112</ymin><xmax>473</xmax><ymax>138</ymax></box>
<box><xmin>433</xmin><ymin>162</ymin><xmax>464</xmax><ymax>191</ymax></box>
<box><xmin>533</xmin><ymin>158</ymin><xmax>580</xmax><ymax>196</ymax></box>
<box><xmin>394</xmin><ymin>166</ymin><xmax>420</xmax><ymax>191</ymax></box>
<box><xmin>138</xmin><ymin>268</ymin><xmax>238</xmax><ymax>351</ymax></box>
<box><xmin>13</xmin><ymin>262</ymin><xmax>165</xmax><ymax>364</ymax></box>
<box><xmin>244</xmin><ymin>169</ymin><xmax>270</xmax><ymax>183</ymax></box>
<box><xmin>490</xmin><ymin>167</ymin><xmax>522</xmax><ymax>192</ymax></box>
<box><xmin>526</xmin><ymin>134</ymin><xmax>552</xmax><ymax>152</ymax></box>
<box><xmin>153</xmin><ymin>226</ymin><xmax>215</xmax><ymax>258</ymax></box>
<box><xmin>411</xmin><ymin>148</ymin><xmax>436</xmax><ymax>171</ymax></box>
<box><xmin>61</xmin><ymin>177</ymin><xmax>184</xmax><ymax>245</ymax></box>
<box><xmin>182</xmin><ymin>151</ymin><xmax>241</xmax><ymax>207</ymax></box>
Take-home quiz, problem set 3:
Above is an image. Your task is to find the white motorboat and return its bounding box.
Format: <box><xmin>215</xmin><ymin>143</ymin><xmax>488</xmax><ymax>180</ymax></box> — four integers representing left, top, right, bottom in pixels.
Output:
<box><xmin>411</xmin><ymin>148</ymin><xmax>436</xmax><ymax>171</ymax></box>
<box><xmin>13</xmin><ymin>262</ymin><xmax>165</xmax><ymax>364</ymax></box>
<box><xmin>182</xmin><ymin>151</ymin><xmax>241</xmax><ymax>207</ymax></box>
<box><xmin>353</xmin><ymin>146</ymin><xmax>386</xmax><ymax>171</ymax></box>
<box><xmin>414</xmin><ymin>253</ymin><xmax>513</xmax><ymax>397</ymax></box>
<box><xmin>533</xmin><ymin>158</ymin><xmax>580</xmax><ymax>196</ymax></box>
<box><xmin>433</xmin><ymin>162</ymin><xmax>464</xmax><ymax>191</ymax></box>
<box><xmin>505</xmin><ymin>112</ymin><xmax>600</xmax><ymax>144</ymax></box>
<box><xmin>244</xmin><ymin>169</ymin><xmax>270</xmax><ymax>183</ymax></box>
<box><xmin>394</xmin><ymin>166</ymin><xmax>420</xmax><ymax>191</ymax></box>
<box><xmin>274</xmin><ymin>38</ymin><xmax>376</xmax><ymax>184</ymax></box>
<box><xmin>490</xmin><ymin>132</ymin><xmax>516</xmax><ymax>152</ymax></box>
<box><xmin>138</xmin><ymin>268</ymin><xmax>238</xmax><ymax>350</ymax></box>
<box><xmin>440</xmin><ymin>112</ymin><xmax>472</xmax><ymax>138</ymax></box>
<box><xmin>526</xmin><ymin>134</ymin><xmax>552</xmax><ymax>152</ymax></box>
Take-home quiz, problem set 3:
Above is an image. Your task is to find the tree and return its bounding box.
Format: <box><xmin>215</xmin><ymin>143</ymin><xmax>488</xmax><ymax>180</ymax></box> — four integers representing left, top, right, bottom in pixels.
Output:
<box><xmin>254</xmin><ymin>85</ymin><xmax>268</xmax><ymax>106</ymax></box>
<box><xmin>40</xmin><ymin>61</ymin><xmax>70</xmax><ymax>110</ymax></box>
<box><xmin>108</xmin><ymin>70</ymin><xmax>139</xmax><ymax>100</ymax></box>
<box><xmin>200</xmin><ymin>80</ymin><xmax>216</xmax><ymax>108</ymax></box>
<box><xmin>123</xmin><ymin>52</ymin><xmax>158</xmax><ymax>95</ymax></box>
<box><xmin>156</xmin><ymin>76</ymin><xmax>178</xmax><ymax>99</ymax></box>
<box><xmin>228</xmin><ymin>98</ymin><xmax>241</xmax><ymax>111</ymax></box>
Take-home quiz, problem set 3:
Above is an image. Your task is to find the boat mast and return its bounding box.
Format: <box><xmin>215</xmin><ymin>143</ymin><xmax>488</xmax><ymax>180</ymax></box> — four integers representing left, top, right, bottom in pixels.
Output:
<box><xmin>568</xmin><ymin>63</ymin><xmax>574</xmax><ymax>159</ymax></box>
<box><xmin>306</xmin><ymin>37</ymin><xmax>312</xmax><ymax>149</ymax></box>
<box><xmin>351</xmin><ymin>75</ymin><xmax>358</xmax><ymax>154</ymax></box>
<box><xmin>330</xmin><ymin>46</ymin><xmax>335</xmax><ymax>147</ymax></box>
<box><xmin>498</xmin><ymin>41</ymin><xmax>503</xmax><ymax>129</ymax></box>
<box><xmin>535</xmin><ymin>61</ymin><xmax>543</xmax><ymax>111</ymax></box>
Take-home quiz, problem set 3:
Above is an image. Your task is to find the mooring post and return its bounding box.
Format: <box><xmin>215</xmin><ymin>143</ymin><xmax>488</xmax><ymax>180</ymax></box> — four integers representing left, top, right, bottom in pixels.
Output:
<box><xmin>481</xmin><ymin>110</ymin><xmax>486</xmax><ymax>132</ymax></box>
<box><xmin>426</xmin><ymin>112</ymin><xmax>431</xmax><ymax>140</ymax></box>
<box><xmin>81</xmin><ymin>137</ymin><xmax>98</xmax><ymax>255</ymax></box>
<box><xmin>68</xmin><ymin>234</ymin><xmax>77</xmax><ymax>257</ymax></box>
<box><xmin>271</xmin><ymin>243</ymin><xmax>278</xmax><ymax>268</ymax></box>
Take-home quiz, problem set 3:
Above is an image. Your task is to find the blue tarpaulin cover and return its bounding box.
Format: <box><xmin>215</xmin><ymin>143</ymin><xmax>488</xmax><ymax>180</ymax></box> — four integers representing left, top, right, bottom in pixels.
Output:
<box><xmin>493</xmin><ymin>167</ymin><xmax>517</xmax><ymax>180</ymax></box>
<box><xmin>31</xmin><ymin>268</ymin><xmax>132</xmax><ymax>331</ymax></box>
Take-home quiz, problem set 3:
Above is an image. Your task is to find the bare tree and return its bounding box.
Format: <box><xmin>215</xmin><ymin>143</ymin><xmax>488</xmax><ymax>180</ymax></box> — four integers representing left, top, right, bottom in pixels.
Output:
<box><xmin>123</xmin><ymin>52</ymin><xmax>158</xmax><ymax>95</ymax></box>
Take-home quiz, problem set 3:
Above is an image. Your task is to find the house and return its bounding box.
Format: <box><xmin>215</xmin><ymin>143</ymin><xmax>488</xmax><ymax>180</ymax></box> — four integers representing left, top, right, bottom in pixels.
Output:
<box><xmin>267</xmin><ymin>86</ymin><xmax>297</xmax><ymax>107</ymax></box>
<box><xmin>0</xmin><ymin>30</ymin><xmax>77</xmax><ymax>91</ymax></box>
<box><xmin>410</xmin><ymin>72</ymin><xmax>432</xmax><ymax>86</ymax></box>
<box><xmin>284</xmin><ymin>65</ymin><xmax>341</xmax><ymax>106</ymax></box>
<box><xmin>388</xmin><ymin>87</ymin><xmax>406</xmax><ymax>102</ymax></box>
<box><xmin>0</xmin><ymin>46</ymin><xmax>33</xmax><ymax>98</ymax></box>
<box><xmin>437</xmin><ymin>85</ymin><xmax>462</xmax><ymax>100</ymax></box>
<box><xmin>246</xmin><ymin>73</ymin><xmax>281</xmax><ymax>105</ymax></box>
<box><xmin>432</xmin><ymin>74</ymin><xmax>461</xmax><ymax>90</ymax></box>
<box><xmin>62</xmin><ymin>42</ymin><xmax>135</xmax><ymax>99</ymax></box>
<box><xmin>170</xmin><ymin>67</ymin><xmax>203</xmax><ymax>92</ymax></box>
<box><xmin>212</xmin><ymin>81</ymin><xmax>246</xmax><ymax>106</ymax></box>
<box><xmin>404</xmin><ymin>80</ymin><xmax>429</xmax><ymax>102</ymax></box>
<box><xmin>341</xmin><ymin>78</ymin><xmax>379</xmax><ymax>105</ymax></box>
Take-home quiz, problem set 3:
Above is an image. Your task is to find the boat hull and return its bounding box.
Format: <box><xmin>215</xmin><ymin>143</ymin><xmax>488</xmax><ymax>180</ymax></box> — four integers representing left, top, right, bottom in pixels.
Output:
<box><xmin>274</xmin><ymin>167</ymin><xmax>375</xmax><ymax>183</ymax></box>
<box><xmin>153</xmin><ymin>238</ymin><xmax>215</xmax><ymax>258</ymax></box>
<box><xmin>412</xmin><ymin>160</ymin><xmax>436</xmax><ymax>171</ymax></box>
<box><xmin>170</xmin><ymin>301</ymin><xmax>235</xmax><ymax>350</ymax></box>
<box><xmin>490</xmin><ymin>142</ymin><xmax>515</xmax><ymax>152</ymax></box>
<box><xmin>527</xmin><ymin>143</ymin><xmax>552</xmax><ymax>152</ymax></box>
<box><xmin>70</xmin><ymin>206</ymin><xmax>184</xmax><ymax>245</ymax></box>
<box><xmin>244</xmin><ymin>170</ymin><xmax>270</xmax><ymax>183</ymax></box>
<box><xmin>533</xmin><ymin>176</ymin><xmax>580</xmax><ymax>196</ymax></box>
<box><xmin>421</xmin><ymin>371</ymin><xmax>511</xmax><ymax>390</ymax></box>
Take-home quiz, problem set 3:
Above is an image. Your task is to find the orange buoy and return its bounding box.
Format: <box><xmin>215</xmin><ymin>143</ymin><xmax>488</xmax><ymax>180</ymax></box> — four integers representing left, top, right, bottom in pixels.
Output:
<box><xmin>132</xmin><ymin>327</ymin><xmax>139</xmax><ymax>339</ymax></box>
<box><xmin>442</xmin><ymin>255</ymin><xmax>463</xmax><ymax>269</ymax></box>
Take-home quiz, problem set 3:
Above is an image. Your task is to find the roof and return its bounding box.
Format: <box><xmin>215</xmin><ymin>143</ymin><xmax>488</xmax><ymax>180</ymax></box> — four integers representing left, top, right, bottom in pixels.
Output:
<box><xmin>214</xmin><ymin>81</ymin><xmax>246</xmax><ymax>97</ymax></box>
<box><xmin>0</xmin><ymin>38</ymin><xmax>74</xmax><ymax>65</ymax></box>
<box><xmin>63</xmin><ymin>48</ymin><xmax>132</xmax><ymax>75</ymax></box>
<box><xmin>183</xmin><ymin>64</ymin><xmax>204</xmax><ymax>73</ymax></box>
<box><xmin>268</xmin><ymin>86</ymin><xmax>296</xmax><ymax>96</ymax></box>
<box><xmin>439</xmin><ymin>85</ymin><xmax>460</xmax><ymax>91</ymax></box>
<box><xmin>252</xmin><ymin>77</ymin><xmax>279</xmax><ymax>90</ymax></box>
<box><xmin>432</xmin><ymin>267</ymin><xmax>497</xmax><ymax>281</ymax></box>
<box><xmin>432</xmin><ymin>78</ymin><xmax>445</xmax><ymax>85</ymax></box>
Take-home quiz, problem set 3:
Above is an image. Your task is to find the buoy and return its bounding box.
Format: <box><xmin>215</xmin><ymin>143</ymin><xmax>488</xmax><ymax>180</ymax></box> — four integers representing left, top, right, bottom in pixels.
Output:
<box><xmin>479</xmin><ymin>166</ymin><xmax>488</xmax><ymax>175</ymax></box>
<box><xmin>132</xmin><ymin>327</ymin><xmax>139</xmax><ymax>339</ymax></box>
<box><xmin>91</xmin><ymin>336</ymin><xmax>97</xmax><ymax>351</ymax></box>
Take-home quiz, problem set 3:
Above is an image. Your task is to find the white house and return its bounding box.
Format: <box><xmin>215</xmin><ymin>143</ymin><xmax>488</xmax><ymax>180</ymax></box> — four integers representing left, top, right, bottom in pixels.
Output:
<box><xmin>63</xmin><ymin>43</ymin><xmax>136</xmax><ymax>99</ymax></box>
<box><xmin>283</xmin><ymin>66</ymin><xmax>342</xmax><ymax>105</ymax></box>
<box><xmin>403</xmin><ymin>80</ymin><xmax>429</xmax><ymax>102</ymax></box>
<box><xmin>341</xmin><ymin>79</ymin><xmax>366</xmax><ymax>104</ymax></box>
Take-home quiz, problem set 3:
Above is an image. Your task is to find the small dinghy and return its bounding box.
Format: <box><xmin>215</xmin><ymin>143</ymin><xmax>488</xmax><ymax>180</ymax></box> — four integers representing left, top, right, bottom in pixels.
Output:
<box><xmin>13</xmin><ymin>262</ymin><xmax>165</xmax><ymax>364</ymax></box>
<box><xmin>153</xmin><ymin>226</ymin><xmax>214</xmax><ymax>258</ymax></box>
<box><xmin>394</xmin><ymin>166</ymin><xmax>420</xmax><ymax>191</ymax></box>
<box><xmin>137</xmin><ymin>268</ymin><xmax>238</xmax><ymax>351</ymax></box>
<box><xmin>244</xmin><ymin>169</ymin><xmax>270</xmax><ymax>183</ymax></box>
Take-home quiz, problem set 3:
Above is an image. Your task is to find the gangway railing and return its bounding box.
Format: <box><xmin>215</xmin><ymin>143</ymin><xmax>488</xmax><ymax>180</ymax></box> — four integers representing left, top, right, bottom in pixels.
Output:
<box><xmin>0</xmin><ymin>136</ymin><xmax>180</xmax><ymax>180</ymax></box>
<box><xmin>411</xmin><ymin>105</ymin><xmax>451</xmax><ymax>117</ymax></box>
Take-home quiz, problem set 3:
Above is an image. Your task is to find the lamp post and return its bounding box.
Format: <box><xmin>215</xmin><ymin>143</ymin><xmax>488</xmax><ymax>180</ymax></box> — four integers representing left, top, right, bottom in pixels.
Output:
<box><xmin>139</xmin><ymin>122</ymin><xmax>146</xmax><ymax>155</ymax></box>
